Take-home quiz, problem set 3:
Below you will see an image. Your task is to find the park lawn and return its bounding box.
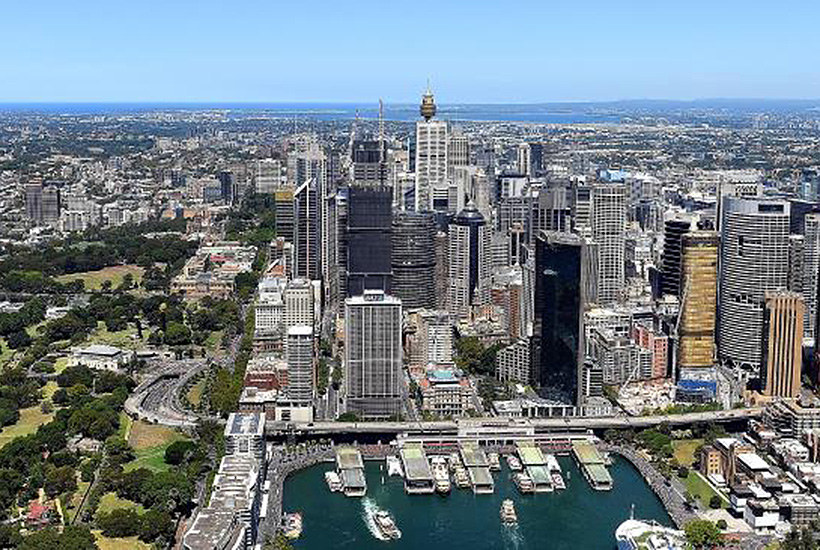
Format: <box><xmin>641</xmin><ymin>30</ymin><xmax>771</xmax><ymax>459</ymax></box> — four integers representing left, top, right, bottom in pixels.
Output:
<box><xmin>0</xmin><ymin>405</ymin><xmax>54</xmax><ymax>448</ymax></box>
<box><xmin>64</xmin><ymin>479</ymin><xmax>91</xmax><ymax>523</ymax></box>
<box><xmin>672</xmin><ymin>438</ymin><xmax>703</xmax><ymax>467</ymax></box>
<box><xmin>0</xmin><ymin>338</ymin><xmax>14</xmax><ymax>368</ymax></box>
<box><xmin>53</xmin><ymin>356</ymin><xmax>69</xmax><ymax>374</ymax></box>
<box><xmin>96</xmin><ymin>492</ymin><xmax>145</xmax><ymax>517</ymax></box>
<box><xmin>116</xmin><ymin>412</ymin><xmax>133</xmax><ymax>440</ymax></box>
<box><xmin>124</xmin><ymin>420</ymin><xmax>188</xmax><ymax>473</ymax></box>
<box><xmin>87</xmin><ymin>322</ymin><xmax>144</xmax><ymax>350</ymax></box>
<box><xmin>186</xmin><ymin>378</ymin><xmax>206</xmax><ymax>407</ymax></box>
<box><xmin>42</xmin><ymin>381</ymin><xmax>59</xmax><ymax>400</ymax></box>
<box><xmin>685</xmin><ymin>470</ymin><xmax>727</xmax><ymax>508</ymax></box>
<box><xmin>56</xmin><ymin>265</ymin><xmax>145</xmax><ymax>291</ymax></box>
<box><xmin>93</xmin><ymin>531</ymin><xmax>153</xmax><ymax>550</ymax></box>
<box><xmin>204</xmin><ymin>329</ymin><xmax>224</xmax><ymax>352</ymax></box>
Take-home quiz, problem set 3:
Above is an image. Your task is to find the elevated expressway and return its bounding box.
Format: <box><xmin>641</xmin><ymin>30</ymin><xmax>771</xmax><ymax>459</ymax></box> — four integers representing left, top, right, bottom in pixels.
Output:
<box><xmin>267</xmin><ymin>407</ymin><xmax>762</xmax><ymax>438</ymax></box>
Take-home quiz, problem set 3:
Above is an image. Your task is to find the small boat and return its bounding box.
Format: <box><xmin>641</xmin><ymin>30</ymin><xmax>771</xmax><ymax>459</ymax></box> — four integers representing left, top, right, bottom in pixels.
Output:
<box><xmin>454</xmin><ymin>467</ymin><xmax>470</xmax><ymax>489</ymax></box>
<box><xmin>513</xmin><ymin>472</ymin><xmax>535</xmax><ymax>494</ymax></box>
<box><xmin>386</xmin><ymin>456</ymin><xmax>404</xmax><ymax>477</ymax></box>
<box><xmin>500</xmin><ymin>499</ymin><xmax>517</xmax><ymax>525</ymax></box>
<box><xmin>552</xmin><ymin>472</ymin><xmax>566</xmax><ymax>490</ymax></box>
<box><xmin>488</xmin><ymin>452</ymin><xmax>501</xmax><ymax>472</ymax></box>
<box><xmin>325</xmin><ymin>471</ymin><xmax>343</xmax><ymax>492</ymax></box>
<box><xmin>373</xmin><ymin>510</ymin><xmax>402</xmax><ymax>540</ymax></box>
<box><xmin>431</xmin><ymin>456</ymin><xmax>451</xmax><ymax>494</ymax></box>
<box><xmin>506</xmin><ymin>455</ymin><xmax>523</xmax><ymax>472</ymax></box>
<box><xmin>283</xmin><ymin>512</ymin><xmax>303</xmax><ymax>539</ymax></box>
<box><xmin>448</xmin><ymin>452</ymin><xmax>461</xmax><ymax>472</ymax></box>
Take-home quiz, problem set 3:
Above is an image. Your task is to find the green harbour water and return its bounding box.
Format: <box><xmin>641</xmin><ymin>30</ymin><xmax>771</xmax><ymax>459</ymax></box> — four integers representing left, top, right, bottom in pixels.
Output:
<box><xmin>283</xmin><ymin>455</ymin><xmax>672</xmax><ymax>550</ymax></box>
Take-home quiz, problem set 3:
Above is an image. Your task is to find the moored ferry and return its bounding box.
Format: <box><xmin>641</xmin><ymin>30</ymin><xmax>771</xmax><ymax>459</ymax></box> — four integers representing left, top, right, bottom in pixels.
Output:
<box><xmin>500</xmin><ymin>499</ymin><xmax>518</xmax><ymax>525</ymax></box>
<box><xmin>325</xmin><ymin>471</ymin><xmax>343</xmax><ymax>492</ymax></box>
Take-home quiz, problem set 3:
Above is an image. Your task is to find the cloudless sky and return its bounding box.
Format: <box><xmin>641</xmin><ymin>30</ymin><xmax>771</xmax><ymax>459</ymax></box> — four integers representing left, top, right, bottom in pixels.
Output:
<box><xmin>1</xmin><ymin>0</ymin><xmax>819</xmax><ymax>103</ymax></box>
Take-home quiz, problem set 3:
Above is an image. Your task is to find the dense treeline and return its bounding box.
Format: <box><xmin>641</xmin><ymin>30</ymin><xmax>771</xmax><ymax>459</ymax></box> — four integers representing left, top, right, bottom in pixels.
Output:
<box><xmin>0</xmin><ymin>218</ymin><xmax>197</xmax><ymax>293</ymax></box>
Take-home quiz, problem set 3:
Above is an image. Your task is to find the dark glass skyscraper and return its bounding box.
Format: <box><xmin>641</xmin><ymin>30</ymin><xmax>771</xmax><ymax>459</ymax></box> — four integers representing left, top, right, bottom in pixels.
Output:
<box><xmin>345</xmin><ymin>186</ymin><xmax>392</xmax><ymax>297</ymax></box>
<box><xmin>391</xmin><ymin>210</ymin><xmax>436</xmax><ymax>309</ymax></box>
<box><xmin>532</xmin><ymin>231</ymin><xmax>587</xmax><ymax>405</ymax></box>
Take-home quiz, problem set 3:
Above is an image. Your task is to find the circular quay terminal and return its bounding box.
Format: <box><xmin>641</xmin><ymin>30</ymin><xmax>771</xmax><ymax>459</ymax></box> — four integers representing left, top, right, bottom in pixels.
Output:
<box><xmin>2</xmin><ymin>2</ymin><xmax>820</xmax><ymax>550</ymax></box>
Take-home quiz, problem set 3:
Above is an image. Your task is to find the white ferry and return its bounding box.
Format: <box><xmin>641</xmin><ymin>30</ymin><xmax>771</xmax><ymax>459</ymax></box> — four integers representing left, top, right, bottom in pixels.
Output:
<box><xmin>454</xmin><ymin>467</ymin><xmax>470</xmax><ymax>489</ymax></box>
<box><xmin>500</xmin><ymin>499</ymin><xmax>518</xmax><ymax>525</ymax></box>
<box><xmin>448</xmin><ymin>452</ymin><xmax>461</xmax><ymax>472</ymax></box>
<box><xmin>506</xmin><ymin>455</ymin><xmax>523</xmax><ymax>472</ymax></box>
<box><xmin>431</xmin><ymin>456</ymin><xmax>451</xmax><ymax>494</ymax></box>
<box><xmin>552</xmin><ymin>472</ymin><xmax>566</xmax><ymax>490</ymax></box>
<box><xmin>283</xmin><ymin>512</ymin><xmax>303</xmax><ymax>539</ymax></box>
<box><xmin>513</xmin><ymin>472</ymin><xmax>535</xmax><ymax>494</ymax></box>
<box><xmin>324</xmin><ymin>471</ymin><xmax>343</xmax><ymax>492</ymax></box>
<box><xmin>386</xmin><ymin>456</ymin><xmax>404</xmax><ymax>477</ymax></box>
<box><xmin>488</xmin><ymin>452</ymin><xmax>501</xmax><ymax>472</ymax></box>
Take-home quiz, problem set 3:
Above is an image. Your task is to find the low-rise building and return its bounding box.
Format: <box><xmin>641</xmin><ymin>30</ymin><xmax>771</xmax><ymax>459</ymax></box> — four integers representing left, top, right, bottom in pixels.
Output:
<box><xmin>743</xmin><ymin>499</ymin><xmax>780</xmax><ymax>533</ymax></box>
<box><xmin>69</xmin><ymin>344</ymin><xmax>134</xmax><ymax>372</ymax></box>
<box><xmin>418</xmin><ymin>367</ymin><xmax>473</xmax><ymax>418</ymax></box>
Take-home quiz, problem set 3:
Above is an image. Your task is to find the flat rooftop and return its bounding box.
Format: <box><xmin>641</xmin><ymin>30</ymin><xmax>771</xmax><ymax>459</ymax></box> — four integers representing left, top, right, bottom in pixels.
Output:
<box><xmin>400</xmin><ymin>444</ymin><xmax>433</xmax><ymax>481</ymax></box>
<box><xmin>460</xmin><ymin>442</ymin><xmax>489</xmax><ymax>467</ymax></box>
<box><xmin>586</xmin><ymin>463</ymin><xmax>613</xmax><ymax>486</ymax></box>
<box><xmin>224</xmin><ymin>412</ymin><xmax>264</xmax><ymax>437</ymax></box>
<box><xmin>572</xmin><ymin>441</ymin><xmax>604</xmax><ymax>465</ymax></box>
<box><xmin>516</xmin><ymin>442</ymin><xmax>546</xmax><ymax>466</ymax></box>
<box><xmin>527</xmin><ymin>465</ymin><xmax>552</xmax><ymax>486</ymax></box>
<box><xmin>336</xmin><ymin>446</ymin><xmax>364</xmax><ymax>470</ymax></box>
<box><xmin>468</xmin><ymin>466</ymin><xmax>494</xmax><ymax>487</ymax></box>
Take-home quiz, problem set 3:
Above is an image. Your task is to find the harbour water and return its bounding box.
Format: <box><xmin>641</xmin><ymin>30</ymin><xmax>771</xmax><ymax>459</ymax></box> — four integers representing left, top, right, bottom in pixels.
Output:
<box><xmin>283</xmin><ymin>455</ymin><xmax>672</xmax><ymax>550</ymax></box>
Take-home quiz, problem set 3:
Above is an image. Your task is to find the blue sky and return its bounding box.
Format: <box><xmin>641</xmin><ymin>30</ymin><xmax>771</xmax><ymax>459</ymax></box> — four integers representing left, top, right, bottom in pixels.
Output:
<box><xmin>1</xmin><ymin>0</ymin><xmax>818</xmax><ymax>103</ymax></box>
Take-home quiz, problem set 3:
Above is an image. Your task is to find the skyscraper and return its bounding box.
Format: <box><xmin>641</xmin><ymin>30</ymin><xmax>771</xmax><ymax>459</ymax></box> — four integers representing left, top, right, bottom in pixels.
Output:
<box><xmin>516</xmin><ymin>143</ymin><xmax>532</xmax><ymax>176</ymax></box>
<box><xmin>762</xmin><ymin>292</ymin><xmax>804</xmax><ymax>399</ymax></box>
<box><xmin>345</xmin><ymin>186</ymin><xmax>392</xmax><ymax>297</ymax></box>
<box><xmin>661</xmin><ymin>217</ymin><xmax>693</xmax><ymax>297</ymax></box>
<box><xmin>286</xmin><ymin>326</ymin><xmax>315</xmax><ymax>405</ymax></box>
<box><xmin>591</xmin><ymin>182</ymin><xmax>626</xmax><ymax>305</ymax></box>
<box><xmin>25</xmin><ymin>182</ymin><xmax>42</xmax><ymax>224</ymax></box>
<box><xmin>802</xmin><ymin>213</ymin><xmax>820</xmax><ymax>340</ymax></box>
<box><xmin>352</xmin><ymin>139</ymin><xmax>387</xmax><ymax>186</ymax></box>
<box><xmin>718</xmin><ymin>197</ymin><xmax>790</xmax><ymax>373</ymax></box>
<box><xmin>677</xmin><ymin>231</ymin><xmax>719</xmax><ymax>370</ymax></box>
<box><xmin>391</xmin><ymin>210</ymin><xmax>436</xmax><ymax>309</ymax></box>
<box><xmin>344</xmin><ymin>290</ymin><xmax>403</xmax><ymax>419</ymax></box>
<box><xmin>448</xmin><ymin>202</ymin><xmax>490</xmax><ymax>320</ymax></box>
<box><xmin>293</xmin><ymin>179</ymin><xmax>320</xmax><ymax>280</ymax></box>
<box><xmin>415</xmin><ymin>89</ymin><xmax>448</xmax><ymax>212</ymax></box>
<box><xmin>532</xmin><ymin>232</ymin><xmax>588</xmax><ymax>405</ymax></box>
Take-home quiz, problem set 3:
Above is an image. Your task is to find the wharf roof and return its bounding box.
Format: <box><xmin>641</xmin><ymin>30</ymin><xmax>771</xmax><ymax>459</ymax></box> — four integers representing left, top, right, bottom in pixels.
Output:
<box><xmin>336</xmin><ymin>446</ymin><xmax>364</xmax><ymax>470</ymax></box>
<box><xmin>400</xmin><ymin>444</ymin><xmax>433</xmax><ymax>481</ymax></box>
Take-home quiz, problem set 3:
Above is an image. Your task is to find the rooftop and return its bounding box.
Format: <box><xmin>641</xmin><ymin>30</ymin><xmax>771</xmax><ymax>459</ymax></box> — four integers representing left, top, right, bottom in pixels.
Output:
<box><xmin>224</xmin><ymin>412</ymin><xmax>264</xmax><ymax>437</ymax></box>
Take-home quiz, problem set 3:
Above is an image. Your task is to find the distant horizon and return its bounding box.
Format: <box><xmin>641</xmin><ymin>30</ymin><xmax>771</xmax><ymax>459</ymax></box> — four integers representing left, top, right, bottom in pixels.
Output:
<box><xmin>2</xmin><ymin>97</ymin><xmax>820</xmax><ymax>107</ymax></box>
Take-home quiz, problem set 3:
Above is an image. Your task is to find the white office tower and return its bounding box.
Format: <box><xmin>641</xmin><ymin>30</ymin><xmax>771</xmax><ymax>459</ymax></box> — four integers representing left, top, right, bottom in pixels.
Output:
<box><xmin>287</xmin><ymin>326</ymin><xmax>315</xmax><ymax>405</ymax></box>
<box><xmin>516</xmin><ymin>143</ymin><xmax>532</xmax><ymax>176</ymax></box>
<box><xmin>802</xmin><ymin>213</ymin><xmax>820</xmax><ymax>341</ymax></box>
<box><xmin>254</xmin><ymin>159</ymin><xmax>282</xmax><ymax>194</ymax></box>
<box><xmin>418</xmin><ymin>310</ymin><xmax>453</xmax><ymax>365</ymax></box>
<box><xmin>224</xmin><ymin>413</ymin><xmax>265</xmax><ymax>461</ymax></box>
<box><xmin>344</xmin><ymin>291</ymin><xmax>403</xmax><ymax>419</ymax></box>
<box><xmin>283</xmin><ymin>278</ymin><xmax>314</xmax><ymax>331</ymax></box>
<box><xmin>448</xmin><ymin>131</ymin><xmax>470</xmax><ymax>176</ymax></box>
<box><xmin>718</xmin><ymin>197</ymin><xmax>790</xmax><ymax>374</ymax></box>
<box><xmin>591</xmin><ymin>182</ymin><xmax>626</xmax><ymax>305</ymax></box>
<box><xmin>415</xmin><ymin>88</ymin><xmax>449</xmax><ymax>212</ymax></box>
<box><xmin>448</xmin><ymin>202</ymin><xmax>491</xmax><ymax>320</ymax></box>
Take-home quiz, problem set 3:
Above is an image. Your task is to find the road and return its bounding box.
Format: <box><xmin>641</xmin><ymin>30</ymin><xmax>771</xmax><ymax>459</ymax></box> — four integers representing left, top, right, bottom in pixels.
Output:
<box><xmin>268</xmin><ymin>408</ymin><xmax>762</xmax><ymax>435</ymax></box>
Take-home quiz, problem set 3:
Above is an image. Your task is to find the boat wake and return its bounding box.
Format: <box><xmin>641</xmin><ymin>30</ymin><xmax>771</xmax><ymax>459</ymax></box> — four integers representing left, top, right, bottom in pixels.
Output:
<box><xmin>502</xmin><ymin>523</ymin><xmax>524</xmax><ymax>549</ymax></box>
<box><xmin>361</xmin><ymin>498</ymin><xmax>389</xmax><ymax>541</ymax></box>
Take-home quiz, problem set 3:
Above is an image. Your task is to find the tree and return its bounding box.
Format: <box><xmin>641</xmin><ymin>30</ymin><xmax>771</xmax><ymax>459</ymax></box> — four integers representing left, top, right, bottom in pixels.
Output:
<box><xmin>716</xmin><ymin>519</ymin><xmax>727</xmax><ymax>531</ymax></box>
<box><xmin>164</xmin><ymin>321</ymin><xmax>192</xmax><ymax>346</ymax></box>
<box><xmin>164</xmin><ymin>440</ymin><xmax>197</xmax><ymax>465</ymax></box>
<box><xmin>139</xmin><ymin>508</ymin><xmax>174</xmax><ymax>543</ymax></box>
<box><xmin>709</xmin><ymin>495</ymin><xmax>723</xmax><ymax>509</ymax></box>
<box><xmin>6</xmin><ymin>329</ymin><xmax>32</xmax><ymax>349</ymax></box>
<box><xmin>18</xmin><ymin>525</ymin><xmax>98</xmax><ymax>550</ymax></box>
<box><xmin>45</xmin><ymin>465</ymin><xmax>78</xmax><ymax>497</ymax></box>
<box><xmin>684</xmin><ymin>519</ymin><xmax>722</xmax><ymax>549</ymax></box>
<box><xmin>677</xmin><ymin>466</ymin><xmax>689</xmax><ymax>479</ymax></box>
<box><xmin>98</xmin><ymin>508</ymin><xmax>142</xmax><ymax>538</ymax></box>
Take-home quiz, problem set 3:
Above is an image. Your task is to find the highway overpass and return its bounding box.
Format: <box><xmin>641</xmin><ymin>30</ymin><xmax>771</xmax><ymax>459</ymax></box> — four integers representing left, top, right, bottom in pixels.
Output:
<box><xmin>266</xmin><ymin>407</ymin><xmax>763</xmax><ymax>436</ymax></box>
